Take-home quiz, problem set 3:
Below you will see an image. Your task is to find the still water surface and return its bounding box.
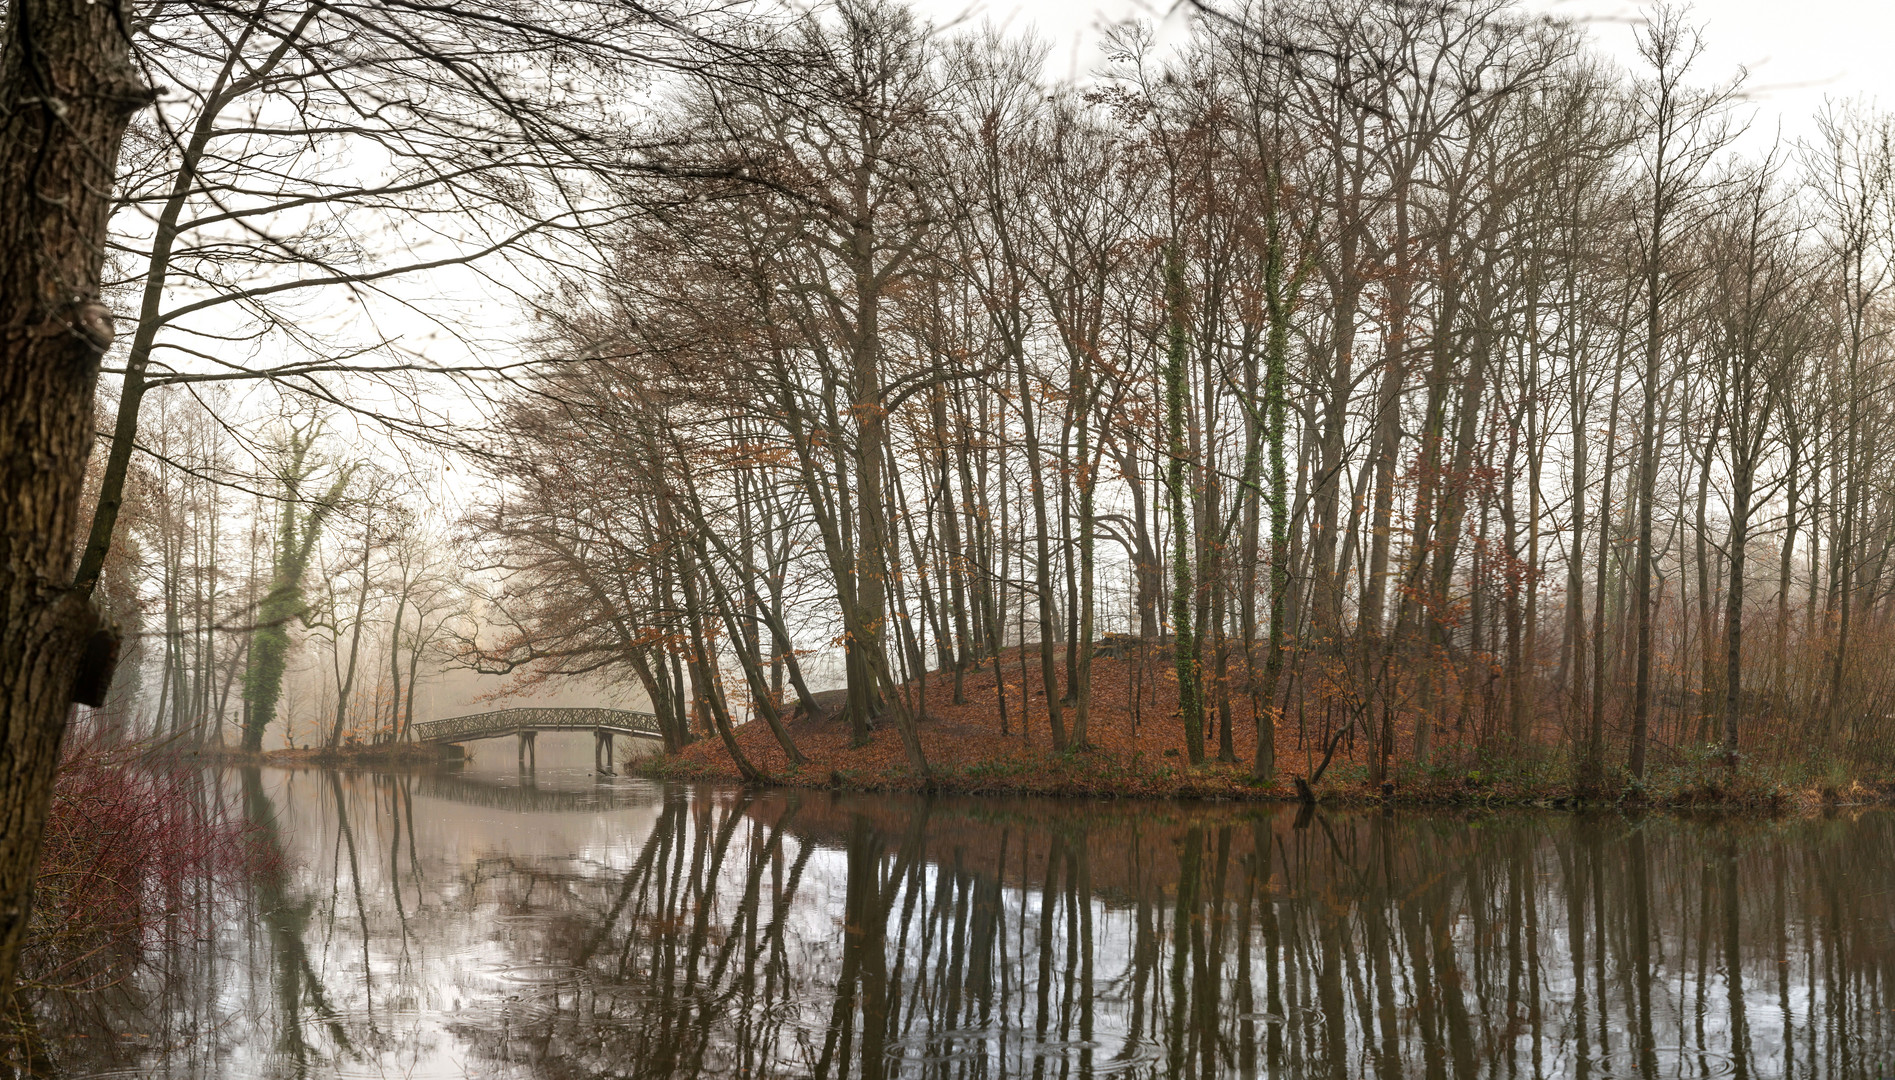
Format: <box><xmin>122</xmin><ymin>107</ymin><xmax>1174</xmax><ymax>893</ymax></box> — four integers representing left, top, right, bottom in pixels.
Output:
<box><xmin>45</xmin><ymin>736</ymin><xmax>1895</xmax><ymax>1078</ymax></box>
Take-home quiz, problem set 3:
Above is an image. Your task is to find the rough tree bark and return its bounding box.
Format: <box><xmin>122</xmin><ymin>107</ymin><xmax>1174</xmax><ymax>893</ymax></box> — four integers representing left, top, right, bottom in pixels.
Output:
<box><xmin>0</xmin><ymin>0</ymin><xmax>148</xmax><ymax>992</ymax></box>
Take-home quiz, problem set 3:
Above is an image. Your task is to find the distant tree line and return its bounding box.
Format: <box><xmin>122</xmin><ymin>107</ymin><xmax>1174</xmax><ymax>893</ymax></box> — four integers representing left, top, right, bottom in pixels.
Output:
<box><xmin>87</xmin><ymin>393</ymin><xmax>466</xmax><ymax>754</ymax></box>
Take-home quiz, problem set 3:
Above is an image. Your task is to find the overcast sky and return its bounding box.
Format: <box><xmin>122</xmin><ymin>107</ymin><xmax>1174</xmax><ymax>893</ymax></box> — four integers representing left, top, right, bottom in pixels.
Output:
<box><xmin>908</xmin><ymin>0</ymin><xmax>1893</xmax><ymax>149</ymax></box>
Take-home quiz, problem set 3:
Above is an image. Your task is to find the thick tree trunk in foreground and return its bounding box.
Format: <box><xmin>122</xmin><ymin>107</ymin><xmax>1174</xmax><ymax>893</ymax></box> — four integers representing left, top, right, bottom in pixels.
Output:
<box><xmin>0</xmin><ymin>0</ymin><xmax>146</xmax><ymax>992</ymax></box>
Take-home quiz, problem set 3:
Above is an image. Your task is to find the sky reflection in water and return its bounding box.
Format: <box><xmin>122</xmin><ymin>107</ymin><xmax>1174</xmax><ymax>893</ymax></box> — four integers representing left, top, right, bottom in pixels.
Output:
<box><xmin>38</xmin><ymin>737</ymin><xmax>1895</xmax><ymax>1079</ymax></box>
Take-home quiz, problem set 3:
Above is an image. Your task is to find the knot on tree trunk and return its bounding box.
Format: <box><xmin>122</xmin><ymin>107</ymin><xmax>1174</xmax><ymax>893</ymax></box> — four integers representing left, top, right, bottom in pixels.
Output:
<box><xmin>72</xmin><ymin>619</ymin><xmax>119</xmax><ymax>708</ymax></box>
<box><xmin>66</xmin><ymin>300</ymin><xmax>114</xmax><ymax>354</ymax></box>
<box><xmin>36</xmin><ymin>588</ymin><xmax>117</xmax><ymax>706</ymax></box>
<box><xmin>106</xmin><ymin>74</ymin><xmax>160</xmax><ymax>119</ymax></box>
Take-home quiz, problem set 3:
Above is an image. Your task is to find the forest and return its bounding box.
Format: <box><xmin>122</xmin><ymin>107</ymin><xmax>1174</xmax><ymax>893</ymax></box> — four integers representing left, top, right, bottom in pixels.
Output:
<box><xmin>477</xmin><ymin>0</ymin><xmax>1895</xmax><ymax>797</ymax></box>
<box><xmin>19</xmin><ymin>0</ymin><xmax>1895</xmax><ymax>809</ymax></box>
<box><xmin>11</xmin><ymin>0</ymin><xmax>1895</xmax><ymax>1066</ymax></box>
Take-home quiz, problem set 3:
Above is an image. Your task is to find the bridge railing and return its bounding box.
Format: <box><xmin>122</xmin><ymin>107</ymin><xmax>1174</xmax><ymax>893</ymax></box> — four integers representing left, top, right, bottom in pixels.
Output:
<box><xmin>412</xmin><ymin>707</ymin><xmax>663</xmax><ymax>744</ymax></box>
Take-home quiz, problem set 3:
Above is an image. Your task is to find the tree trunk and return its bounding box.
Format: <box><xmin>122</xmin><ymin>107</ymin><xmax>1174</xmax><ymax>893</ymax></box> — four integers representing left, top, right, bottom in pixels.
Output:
<box><xmin>697</xmin><ymin>534</ymin><xmax>805</xmax><ymax>766</ymax></box>
<box><xmin>1693</xmin><ymin>418</ymin><xmax>1719</xmax><ymax>744</ymax></box>
<box><xmin>1724</xmin><ymin>459</ymin><xmax>1754</xmax><ymax>765</ymax></box>
<box><xmin>930</xmin><ymin>387</ymin><xmax>972</xmax><ymax>704</ymax></box>
<box><xmin>327</xmin><ymin>529</ymin><xmax>374</xmax><ymax>750</ymax></box>
<box><xmin>1499</xmin><ymin>412</ymin><xmax>1526</xmax><ymax>747</ymax></box>
<box><xmin>1631</xmin><ymin>261</ymin><xmax>1663</xmax><ymax>783</ymax></box>
<box><xmin>1071</xmin><ymin>360</ymin><xmax>1096</xmax><ymax>749</ymax></box>
<box><xmin>1254</xmin><ymin>201</ymin><xmax>1292</xmax><ymax>784</ymax></box>
<box><xmin>1363</xmin><ymin>193</ymin><xmax>1412</xmax><ymax>641</ymax></box>
<box><xmin>1584</xmin><ymin>342</ymin><xmax>1628</xmax><ymax>795</ymax></box>
<box><xmin>1776</xmin><ymin>426</ymin><xmax>1799</xmax><ymax>700</ymax></box>
<box><xmin>388</xmin><ymin>591</ymin><xmax>406</xmax><ymax>743</ymax></box>
<box><xmin>676</xmin><ymin>539</ymin><xmax>759</xmax><ymax>781</ymax></box>
<box><xmin>0</xmin><ymin>0</ymin><xmax>147</xmax><ymax>992</ymax></box>
<box><xmin>1564</xmin><ymin>339</ymin><xmax>1590</xmax><ymax>739</ymax></box>
<box><xmin>1015</xmin><ymin>340</ymin><xmax>1067</xmax><ymax>750</ymax></box>
<box><xmin>1164</xmin><ymin>242</ymin><xmax>1202</xmax><ymax>765</ymax></box>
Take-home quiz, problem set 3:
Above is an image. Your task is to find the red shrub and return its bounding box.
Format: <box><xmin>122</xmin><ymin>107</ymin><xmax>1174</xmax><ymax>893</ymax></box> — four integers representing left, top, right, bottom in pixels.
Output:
<box><xmin>18</xmin><ymin>731</ymin><xmax>273</xmax><ymax>995</ymax></box>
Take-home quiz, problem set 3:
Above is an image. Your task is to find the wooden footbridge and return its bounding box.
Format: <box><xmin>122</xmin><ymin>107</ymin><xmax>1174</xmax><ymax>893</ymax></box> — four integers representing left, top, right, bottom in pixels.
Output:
<box><xmin>412</xmin><ymin>707</ymin><xmax>663</xmax><ymax>773</ymax></box>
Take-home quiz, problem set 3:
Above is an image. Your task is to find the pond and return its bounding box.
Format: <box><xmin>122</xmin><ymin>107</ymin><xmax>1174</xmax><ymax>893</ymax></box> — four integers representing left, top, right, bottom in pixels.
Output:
<box><xmin>32</xmin><ymin>735</ymin><xmax>1895</xmax><ymax>1078</ymax></box>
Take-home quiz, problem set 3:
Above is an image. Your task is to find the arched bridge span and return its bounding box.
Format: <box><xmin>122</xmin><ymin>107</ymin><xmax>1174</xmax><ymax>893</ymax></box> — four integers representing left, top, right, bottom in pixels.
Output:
<box><xmin>412</xmin><ymin>707</ymin><xmax>662</xmax><ymax>773</ymax></box>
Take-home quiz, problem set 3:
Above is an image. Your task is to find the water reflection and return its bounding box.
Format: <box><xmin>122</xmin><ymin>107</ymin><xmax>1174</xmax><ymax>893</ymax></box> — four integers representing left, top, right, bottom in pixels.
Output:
<box><xmin>26</xmin><ymin>754</ymin><xmax>1895</xmax><ymax>1078</ymax></box>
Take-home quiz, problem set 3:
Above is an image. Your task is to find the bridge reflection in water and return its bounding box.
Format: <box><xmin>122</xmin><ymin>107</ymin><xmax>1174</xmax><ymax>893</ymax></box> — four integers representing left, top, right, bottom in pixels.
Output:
<box><xmin>411</xmin><ymin>706</ymin><xmax>663</xmax><ymax>773</ymax></box>
<box><xmin>412</xmin><ymin>771</ymin><xmax>654</xmax><ymax>813</ymax></box>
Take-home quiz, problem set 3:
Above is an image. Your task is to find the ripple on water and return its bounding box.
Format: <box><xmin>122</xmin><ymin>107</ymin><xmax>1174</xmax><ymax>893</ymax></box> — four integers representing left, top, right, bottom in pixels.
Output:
<box><xmin>1031</xmin><ymin>1038</ymin><xmax>1110</xmax><ymax>1058</ymax></box>
<box><xmin>1587</xmin><ymin>1046</ymin><xmax>1737</xmax><ymax>1079</ymax></box>
<box><xmin>493</xmin><ymin>962</ymin><xmax>597</xmax><ymax>987</ymax></box>
<box><xmin>454</xmin><ymin>995</ymin><xmax>559</xmax><ymax>1027</ymax></box>
<box><xmin>306</xmin><ymin>1005</ymin><xmax>435</xmax><ymax>1026</ymax></box>
<box><xmin>883</xmin><ymin>1031</ymin><xmax>1165</xmax><ymax>1073</ymax></box>
<box><xmin>1082</xmin><ymin>1041</ymin><xmax>1168</xmax><ymax>1075</ymax></box>
<box><xmin>883</xmin><ymin>1027</ymin><xmax>999</xmax><ymax>1064</ymax></box>
<box><xmin>1235</xmin><ymin>1003</ymin><xmax>1327</xmax><ymax>1029</ymax></box>
<box><xmin>582</xmin><ymin>982</ymin><xmax>656</xmax><ymax>1008</ymax></box>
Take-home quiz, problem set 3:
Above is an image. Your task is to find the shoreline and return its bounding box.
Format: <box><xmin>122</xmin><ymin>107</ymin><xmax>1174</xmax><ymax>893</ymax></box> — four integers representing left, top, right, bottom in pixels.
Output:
<box><xmin>155</xmin><ymin>732</ymin><xmax>1892</xmax><ymax>813</ymax></box>
<box><xmin>615</xmin><ymin>647</ymin><xmax>1895</xmax><ymax>814</ymax></box>
<box><xmin>152</xmin><ymin>639</ymin><xmax>1895</xmax><ymax>814</ymax></box>
<box><xmin>178</xmin><ymin>742</ymin><xmax>463</xmax><ymax>768</ymax></box>
<box><xmin>624</xmin><ymin>747</ymin><xmax>1895</xmax><ymax>814</ymax></box>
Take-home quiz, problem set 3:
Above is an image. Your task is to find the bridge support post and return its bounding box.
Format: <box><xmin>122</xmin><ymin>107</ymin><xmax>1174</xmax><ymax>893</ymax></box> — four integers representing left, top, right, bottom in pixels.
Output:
<box><xmin>517</xmin><ymin>729</ymin><xmax>536</xmax><ymax>771</ymax></box>
<box><xmin>594</xmin><ymin>729</ymin><xmax>615</xmax><ymax>775</ymax></box>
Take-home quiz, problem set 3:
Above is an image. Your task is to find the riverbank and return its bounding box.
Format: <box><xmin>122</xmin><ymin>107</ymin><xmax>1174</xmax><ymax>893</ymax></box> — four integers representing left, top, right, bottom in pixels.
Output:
<box><xmin>632</xmin><ymin>646</ymin><xmax>1894</xmax><ymax>811</ymax></box>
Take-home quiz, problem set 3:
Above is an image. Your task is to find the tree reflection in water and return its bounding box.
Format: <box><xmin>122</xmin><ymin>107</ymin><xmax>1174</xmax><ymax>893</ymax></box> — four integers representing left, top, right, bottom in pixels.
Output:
<box><xmin>24</xmin><ymin>770</ymin><xmax>1895</xmax><ymax>1078</ymax></box>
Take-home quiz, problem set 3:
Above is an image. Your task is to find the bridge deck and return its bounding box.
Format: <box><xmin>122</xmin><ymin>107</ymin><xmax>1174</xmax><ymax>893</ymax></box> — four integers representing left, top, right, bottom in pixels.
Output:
<box><xmin>412</xmin><ymin>707</ymin><xmax>663</xmax><ymax>744</ymax></box>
